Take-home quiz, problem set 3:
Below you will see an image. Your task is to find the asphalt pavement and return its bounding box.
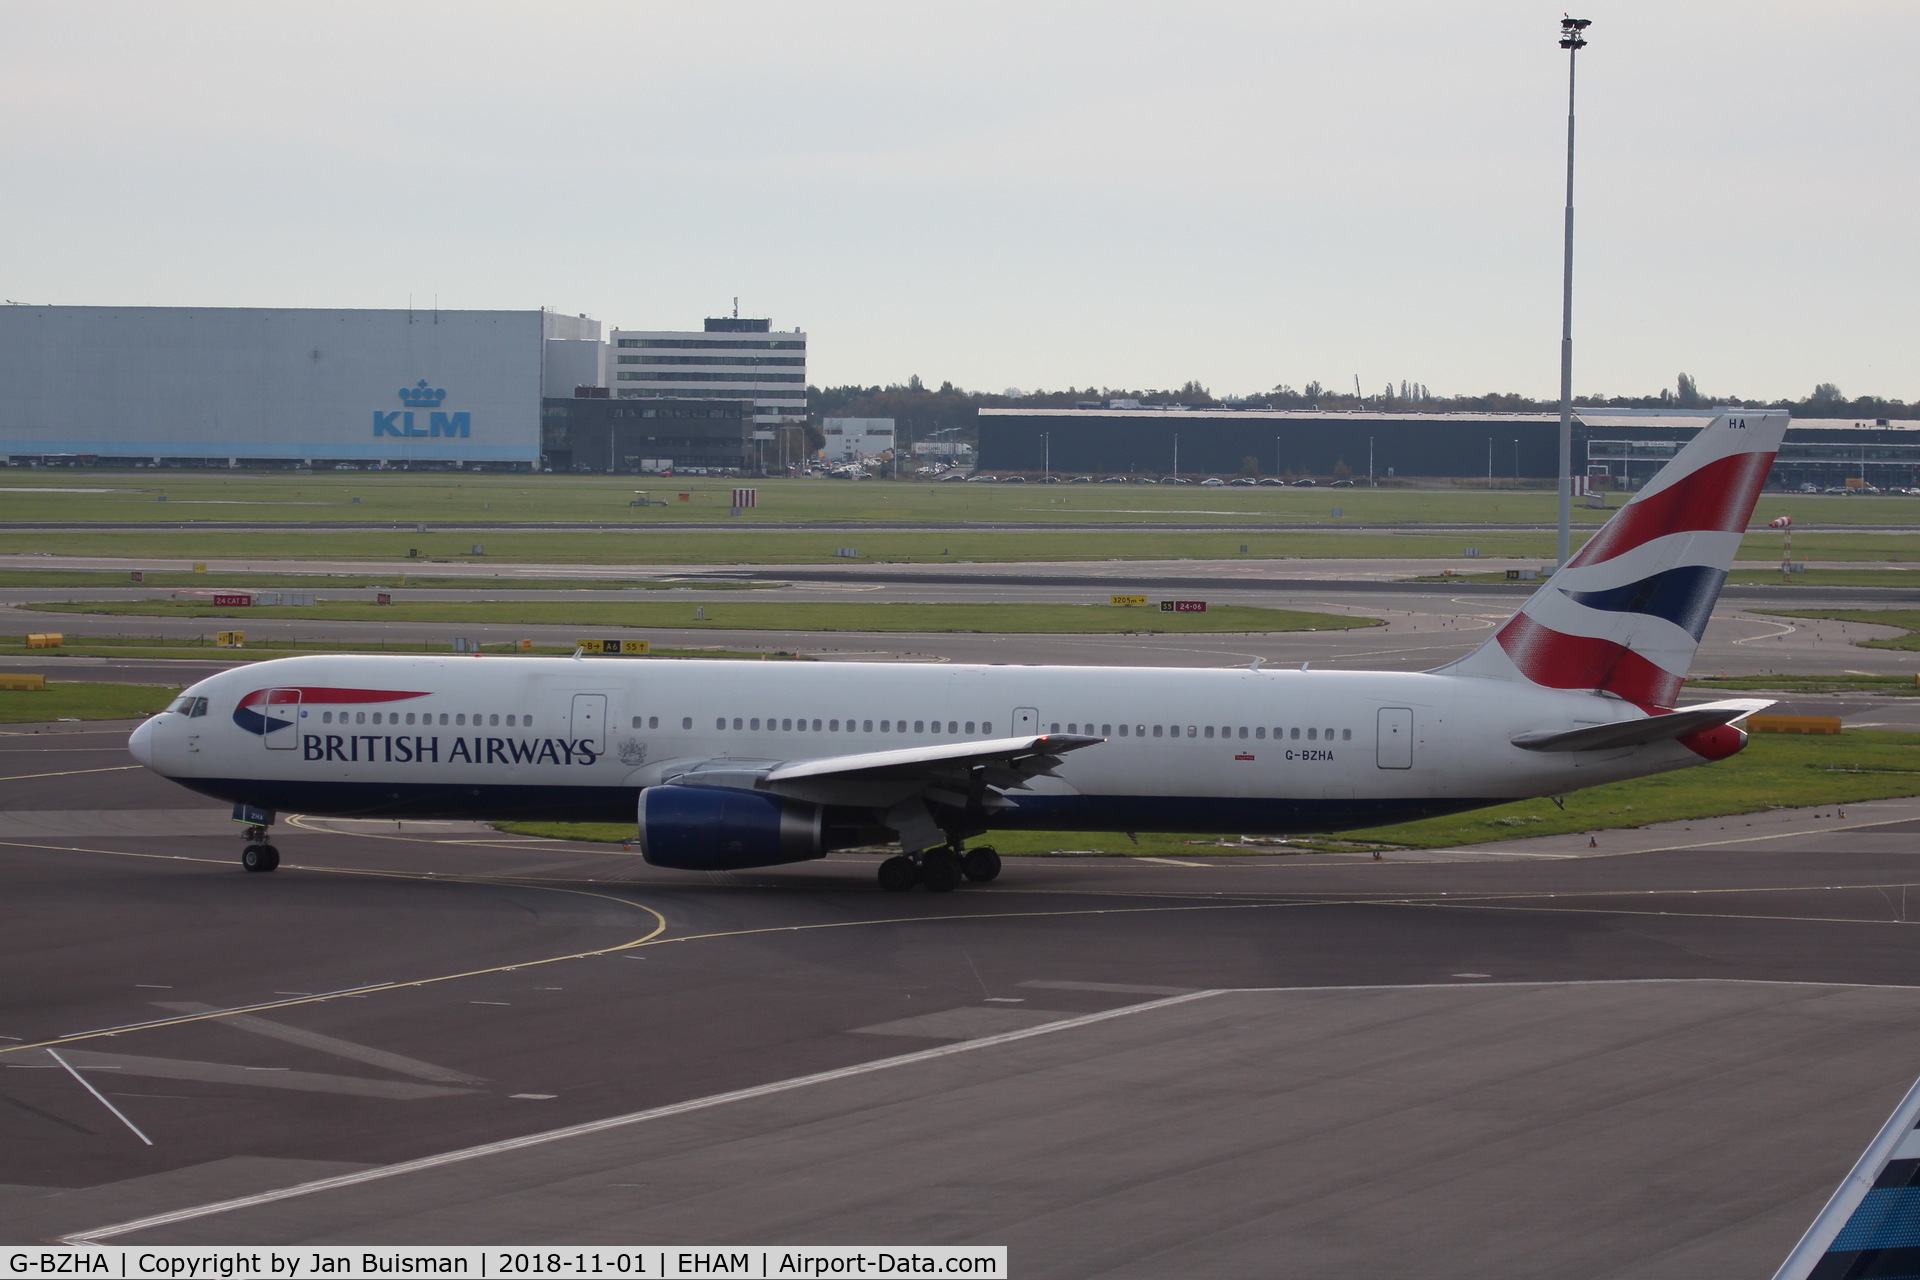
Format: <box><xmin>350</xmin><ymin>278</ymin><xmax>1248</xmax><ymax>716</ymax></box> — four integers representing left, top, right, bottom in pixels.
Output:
<box><xmin>5</xmin><ymin>721</ymin><xmax>1920</xmax><ymax>1276</ymax></box>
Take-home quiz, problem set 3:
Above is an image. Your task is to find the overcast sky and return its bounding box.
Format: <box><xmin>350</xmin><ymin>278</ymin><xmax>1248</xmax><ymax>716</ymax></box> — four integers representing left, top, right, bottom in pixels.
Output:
<box><xmin>2</xmin><ymin>1</ymin><xmax>1912</xmax><ymax>401</ymax></box>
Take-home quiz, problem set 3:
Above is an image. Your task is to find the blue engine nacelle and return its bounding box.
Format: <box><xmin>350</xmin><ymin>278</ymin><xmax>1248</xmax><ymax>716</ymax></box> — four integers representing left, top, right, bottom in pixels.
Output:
<box><xmin>637</xmin><ymin>784</ymin><xmax>826</xmax><ymax>870</ymax></box>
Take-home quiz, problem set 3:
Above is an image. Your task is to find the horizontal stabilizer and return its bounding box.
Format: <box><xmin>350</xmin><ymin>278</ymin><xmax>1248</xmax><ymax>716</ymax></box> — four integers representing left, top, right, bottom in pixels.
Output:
<box><xmin>1510</xmin><ymin>698</ymin><xmax>1774</xmax><ymax>753</ymax></box>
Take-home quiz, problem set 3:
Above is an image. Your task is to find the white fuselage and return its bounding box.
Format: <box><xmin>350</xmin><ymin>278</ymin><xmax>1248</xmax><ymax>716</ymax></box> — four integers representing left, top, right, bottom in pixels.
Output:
<box><xmin>130</xmin><ymin>653</ymin><xmax>1708</xmax><ymax>834</ymax></box>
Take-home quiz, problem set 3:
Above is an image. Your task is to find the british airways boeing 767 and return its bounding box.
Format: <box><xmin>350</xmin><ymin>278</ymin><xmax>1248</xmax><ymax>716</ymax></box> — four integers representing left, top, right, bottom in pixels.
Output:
<box><xmin>127</xmin><ymin>411</ymin><xmax>1786</xmax><ymax>891</ymax></box>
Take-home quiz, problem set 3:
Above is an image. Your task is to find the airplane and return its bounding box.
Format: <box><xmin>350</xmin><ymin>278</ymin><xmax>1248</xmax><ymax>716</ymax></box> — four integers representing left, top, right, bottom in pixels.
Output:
<box><xmin>128</xmin><ymin>409</ymin><xmax>1788</xmax><ymax>891</ymax></box>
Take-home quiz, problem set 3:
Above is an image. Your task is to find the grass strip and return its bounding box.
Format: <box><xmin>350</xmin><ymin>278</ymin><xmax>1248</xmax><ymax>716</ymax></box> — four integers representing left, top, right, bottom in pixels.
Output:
<box><xmin>0</xmin><ymin>570</ymin><xmax>774</xmax><ymax>591</ymax></box>
<box><xmin>497</xmin><ymin>731</ymin><xmax>1920</xmax><ymax>855</ymax></box>
<box><xmin>19</xmin><ymin>600</ymin><xmax>1376</xmax><ymax>635</ymax></box>
<box><xmin>0</xmin><ymin>681</ymin><xmax>180</xmax><ymax>723</ymax></box>
<box><xmin>2</xmin><ymin>527</ymin><xmax>1914</xmax><ymax>565</ymax></box>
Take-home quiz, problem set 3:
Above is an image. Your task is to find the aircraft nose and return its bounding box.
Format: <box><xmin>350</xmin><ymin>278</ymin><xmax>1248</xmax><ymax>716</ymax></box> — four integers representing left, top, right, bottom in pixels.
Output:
<box><xmin>128</xmin><ymin>716</ymin><xmax>156</xmax><ymax>768</ymax></box>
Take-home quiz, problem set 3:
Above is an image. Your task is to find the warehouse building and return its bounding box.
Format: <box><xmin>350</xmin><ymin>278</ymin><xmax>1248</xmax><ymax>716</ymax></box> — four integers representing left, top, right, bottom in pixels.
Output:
<box><xmin>976</xmin><ymin>408</ymin><xmax>1920</xmax><ymax>489</ymax></box>
<box><xmin>0</xmin><ymin>305</ymin><xmax>600</xmax><ymax>469</ymax></box>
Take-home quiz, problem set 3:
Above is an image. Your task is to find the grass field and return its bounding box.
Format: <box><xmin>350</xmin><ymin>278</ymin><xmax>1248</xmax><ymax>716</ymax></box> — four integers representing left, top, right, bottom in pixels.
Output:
<box><xmin>0</xmin><ymin>680</ymin><xmax>179</xmax><ymax>722</ymax></box>
<box><xmin>0</xmin><ymin>526</ymin><xmax>1914</xmax><ymax>567</ymax></box>
<box><xmin>1414</xmin><ymin>565</ymin><xmax>1920</xmax><ymax>588</ymax></box>
<box><xmin>0</xmin><ymin>570</ymin><xmax>772</xmax><ymax>591</ymax></box>
<box><xmin>21</xmin><ymin>600</ymin><xmax>1377</xmax><ymax>634</ymax></box>
<box><xmin>4</xmin><ymin>635</ymin><xmax>795</xmax><ymax>663</ymax></box>
<box><xmin>1689</xmin><ymin>673</ymin><xmax>1920</xmax><ymax>696</ymax></box>
<box><xmin>6</xmin><ymin>471</ymin><xmax>1919</xmax><ymax>529</ymax></box>
<box><xmin>500</xmin><ymin>730</ymin><xmax>1920</xmax><ymax>855</ymax></box>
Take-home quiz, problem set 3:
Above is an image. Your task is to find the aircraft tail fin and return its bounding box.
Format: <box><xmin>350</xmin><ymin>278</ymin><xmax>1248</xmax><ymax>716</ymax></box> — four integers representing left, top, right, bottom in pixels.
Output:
<box><xmin>1437</xmin><ymin>410</ymin><xmax>1788</xmax><ymax>709</ymax></box>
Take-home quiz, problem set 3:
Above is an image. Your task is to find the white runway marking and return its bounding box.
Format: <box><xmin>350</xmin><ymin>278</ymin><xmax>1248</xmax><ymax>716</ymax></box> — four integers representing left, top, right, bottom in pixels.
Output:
<box><xmin>47</xmin><ymin>1048</ymin><xmax>151</xmax><ymax>1146</ymax></box>
<box><xmin>62</xmin><ymin>990</ymin><xmax>1220</xmax><ymax>1244</ymax></box>
<box><xmin>154</xmin><ymin>1002</ymin><xmax>481</xmax><ymax>1084</ymax></box>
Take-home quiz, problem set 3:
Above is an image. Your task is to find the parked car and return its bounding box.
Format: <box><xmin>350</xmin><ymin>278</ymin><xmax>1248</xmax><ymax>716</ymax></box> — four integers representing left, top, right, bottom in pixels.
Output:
<box><xmin>1229</xmin><ymin>477</ymin><xmax>1257</xmax><ymax>486</ymax></box>
<box><xmin>1257</xmin><ymin>477</ymin><xmax>1286</xmax><ymax>487</ymax></box>
<box><xmin>966</xmin><ymin>475</ymin><xmax>997</xmax><ymax>483</ymax></box>
<box><xmin>1001</xmin><ymin>475</ymin><xmax>1026</xmax><ymax>483</ymax></box>
<box><xmin>1068</xmin><ymin>475</ymin><xmax>1094</xmax><ymax>483</ymax></box>
<box><xmin>1330</xmin><ymin>479</ymin><xmax>1355</xmax><ymax>488</ymax></box>
<box><xmin>1100</xmin><ymin>475</ymin><xmax>1129</xmax><ymax>483</ymax></box>
<box><xmin>1161</xmin><ymin>476</ymin><xmax>1192</xmax><ymax>485</ymax></box>
<box><xmin>1200</xmin><ymin>477</ymin><xmax>1226</xmax><ymax>487</ymax></box>
<box><xmin>1038</xmin><ymin>475</ymin><xmax>1062</xmax><ymax>483</ymax></box>
<box><xmin>1289</xmin><ymin>478</ymin><xmax>1317</xmax><ymax>487</ymax></box>
<box><xmin>1132</xmin><ymin>477</ymin><xmax>1157</xmax><ymax>484</ymax></box>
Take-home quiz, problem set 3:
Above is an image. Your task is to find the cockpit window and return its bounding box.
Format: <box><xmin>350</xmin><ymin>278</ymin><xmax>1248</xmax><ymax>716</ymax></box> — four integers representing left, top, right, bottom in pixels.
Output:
<box><xmin>188</xmin><ymin>697</ymin><xmax>208</xmax><ymax>718</ymax></box>
<box><xmin>168</xmin><ymin>695</ymin><xmax>209</xmax><ymax>717</ymax></box>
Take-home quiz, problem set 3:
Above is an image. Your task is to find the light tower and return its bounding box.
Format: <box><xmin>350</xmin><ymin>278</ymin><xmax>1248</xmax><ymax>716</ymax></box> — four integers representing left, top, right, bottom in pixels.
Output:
<box><xmin>1556</xmin><ymin>16</ymin><xmax>1591</xmax><ymax>568</ymax></box>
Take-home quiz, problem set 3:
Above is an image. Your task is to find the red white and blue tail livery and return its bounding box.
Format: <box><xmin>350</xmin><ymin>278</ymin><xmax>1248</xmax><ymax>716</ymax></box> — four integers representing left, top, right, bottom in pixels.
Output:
<box><xmin>1443</xmin><ymin>410</ymin><xmax>1786</xmax><ymax>755</ymax></box>
<box><xmin>129</xmin><ymin>412</ymin><xmax>1787</xmax><ymax>888</ymax></box>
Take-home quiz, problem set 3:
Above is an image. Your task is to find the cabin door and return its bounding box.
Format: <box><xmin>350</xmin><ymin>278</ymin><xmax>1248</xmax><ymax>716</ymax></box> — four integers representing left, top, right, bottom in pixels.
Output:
<box><xmin>571</xmin><ymin>693</ymin><xmax>608</xmax><ymax>752</ymax></box>
<box><xmin>263</xmin><ymin>689</ymin><xmax>301</xmax><ymax>750</ymax></box>
<box><xmin>1012</xmin><ymin>706</ymin><xmax>1038</xmax><ymax>735</ymax></box>
<box><xmin>1376</xmin><ymin>707</ymin><xmax>1413</xmax><ymax>769</ymax></box>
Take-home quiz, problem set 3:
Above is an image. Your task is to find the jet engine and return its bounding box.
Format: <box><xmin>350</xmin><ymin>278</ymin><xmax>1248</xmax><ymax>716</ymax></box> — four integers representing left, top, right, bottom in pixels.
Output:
<box><xmin>637</xmin><ymin>784</ymin><xmax>826</xmax><ymax>870</ymax></box>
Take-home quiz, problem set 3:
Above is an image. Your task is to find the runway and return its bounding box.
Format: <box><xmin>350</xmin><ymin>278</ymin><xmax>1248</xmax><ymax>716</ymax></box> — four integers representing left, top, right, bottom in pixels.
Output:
<box><xmin>6</xmin><ymin>720</ymin><xmax>1920</xmax><ymax>1275</ymax></box>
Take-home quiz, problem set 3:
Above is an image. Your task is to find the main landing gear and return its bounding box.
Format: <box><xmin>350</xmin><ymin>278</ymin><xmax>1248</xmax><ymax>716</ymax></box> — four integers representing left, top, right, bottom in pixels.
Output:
<box><xmin>240</xmin><ymin>824</ymin><xmax>280</xmax><ymax>873</ymax></box>
<box><xmin>877</xmin><ymin>845</ymin><xmax>1001</xmax><ymax>893</ymax></box>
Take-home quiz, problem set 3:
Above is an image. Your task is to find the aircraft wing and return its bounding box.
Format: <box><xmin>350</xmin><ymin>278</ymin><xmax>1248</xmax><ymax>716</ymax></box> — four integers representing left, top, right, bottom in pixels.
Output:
<box><xmin>1774</xmin><ymin>1073</ymin><xmax>1920</xmax><ymax>1279</ymax></box>
<box><xmin>665</xmin><ymin>733</ymin><xmax>1105</xmax><ymax>851</ymax></box>
<box><xmin>1510</xmin><ymin>698</ymin><xmax>1774</xmax><ymax>753</ymax></box>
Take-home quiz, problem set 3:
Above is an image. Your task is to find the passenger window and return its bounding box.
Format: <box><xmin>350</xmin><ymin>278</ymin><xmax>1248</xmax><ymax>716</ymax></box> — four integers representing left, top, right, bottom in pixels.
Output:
<box><xmin>506</xmin><ymin>715</ymin><xmax>516</xmax><ymax>727</ymax></box>
<box><xmin>681</xmin><ymin>717</ymin><xmax>692</xmax><ymax>729</ymax></box>
<box><xmin>946</xmin><ymin>721</ymin><xmax>955</xmax><ymax>734</ymax></box>
<box><xmin>814</xmin><ymin>719</ymin><xmax>824</xmax><ymax>732</ymax></box>
<box><xmin>965</xmin><ymin>721</ymin><xmax>975</xmax><ymax>734</ymax></box>
<box><xmin>632</xmin><ymin>717</ymin><xmax>643</xmax><ymax>729</ymax></box>
<box><xmin>1049</xmin><ymin>723</ymin><xmax>1060</xmax><ymax>733</ymax></box>
<box><xmin>372</xmin><ymin>712</ymin><xmax>383</xmax><ymax>725</ymax></box>
<box><xmin>490</xmin><ymin>714</ymin><xmax>500</xmax><ymax>727</ymax></box>
<box><xmin>439</xmin><ymin>714</ymin><xmax>449</xmax><ymax>726</ymax></box>
<box><xmin>1152</xmin><ymin>725</ymin><xmax>1163</xmax><ymax>738</ymax></box>
<box><xmin>1324</xmin><ymin>727</ymin><xmax>1333</xmax><ymax>739</ymax></box>
<box><xmin>783</xmin><ymin>718</ymin><xmax>793</xmax><ymax>731</ymax></box>
<box><xmin>1118</xmin><ymin>724</ymin><xmax>1129</xmax><ymax>737</ymax></box>
<box><xmin>1255</xmin><ymin>727</ymin><xmax>1265</xmax><ymax>739</ymax></box>
<box><xmin>830</xmin><ymin>719</ymin><xmax>839</xmax><ymax>731</ymax></box>
<box><xmin>356</xmin><ymin>712</ymin><xmax>366</xmax><ymax>725</ymax></box>
<box><xmin>1342</xmin><ymin>728</ymin><xmax>1352</xmax><ymax>740</ymax></box>
<box><xmin>456</xmin><ymin>714</ymin><xmax>466</xmax><ymax>726</ymax></box>
<box><xmin>405</xmin><ymin>713</ymin><xmax>415</xmax><ymax>725</ymax></box>
<box><xmin>1067</xmin><ymin>723</ymin><xmax>1077</xmax><ymax>733</ymax></box>
<box><xmin>881</xmin><ymin>720</ymin><xmax>890</xmax><ymax>732</ymax></box>
<box><xmin>1290</xmin><ymin>727</ymin><xmax>1300</xmax><ymax>740</ymax></box>
<box><xmin>1307</xmin><ymin>728</ymin><xmax>1317</xmax><ymax>740</ymax></box>
<box><xmin>1187</xmin><ymin>726</ymin><xmax>1196</xmax><ymax>738</ymax></box>
<box><xmin>1238</xmin><ymin>727</ymin><xmax>1247</xmax><ymax>739</ymax></box>
<box><xmin>864</xmin><ymin>720</ymin><xmax>874</xmax><ymax>732</ymax></box>
<box><xmin>982</xmin><ymin>721</ymin><xmax>992</xmax><ymax>733</ymax></box>
<box><xmin>914</xmin><ymin>720</ymin><xmax>924</xmax><ymax>733</ymax></box>
<box><xmin>1204</xmin><ymin>726</ymin><xmax>1214</xmax><ymax>739</ymax></box>
<box><xmin>648</xmin><ymin>717</ymin><xmax>658</xmax><ymax>729</ymax></box>
<box><xmin>715</xmin><ymin>718</ymin><xmax>726</xmax><ymax>730</ymax></box>
<box><xmin>322</xmin><ymin>711</ymin><xmax>333</xmax><ymax>724</ymax></box>
<box><xmin>750</xmin><ymin>718</ymin><xmax>760</xmax><ymax>730</ymax></box>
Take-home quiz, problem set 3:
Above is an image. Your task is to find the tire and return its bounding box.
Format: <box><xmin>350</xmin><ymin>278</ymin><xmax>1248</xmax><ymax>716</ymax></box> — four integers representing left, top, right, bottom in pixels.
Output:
<box><xmin>241</xmin><ymin>844</ymin><xmax>271</xmax><ymax>873</ymax></box>
<box><xmin>877</xmin><ymin>855</ymin><xmax>918</xmax><ymax>892</ymax></box>
<box><xmin>962</xmin><ymin>847</ymin><xmax>1002</xmax><ymax>882</ymax></box>
<box><xmin>919</xmin><ymin>851</ymin><xmax>962</xmax><ymax>893</ymax></box>
<box><xmin>259</xmin><ymin>844</ymin><xmax>281</xmax><ymax>872</ymax></box>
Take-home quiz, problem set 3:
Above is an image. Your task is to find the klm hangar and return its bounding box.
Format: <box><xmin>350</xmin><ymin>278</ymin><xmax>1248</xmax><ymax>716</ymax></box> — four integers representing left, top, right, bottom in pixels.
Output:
<box><xmin>0</xmin><ymin>305</ymin><xmax>603</xmax><ymax>470</ymax></box>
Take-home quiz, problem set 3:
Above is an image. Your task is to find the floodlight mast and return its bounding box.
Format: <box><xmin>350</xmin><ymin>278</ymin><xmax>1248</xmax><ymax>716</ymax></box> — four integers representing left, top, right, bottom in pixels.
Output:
<box><xmin>1556</xmin><ymin>16</ymin><xmax>1590</xmax><ymax>568</ymax></box>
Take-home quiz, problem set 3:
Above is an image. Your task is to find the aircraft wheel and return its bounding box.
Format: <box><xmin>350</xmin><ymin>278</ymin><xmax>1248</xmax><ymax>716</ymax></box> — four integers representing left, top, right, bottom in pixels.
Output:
<box><xmin>241</xmin><ymin>844</ymin><xmax>277</xmax><ymax>873</ymax></box>
<box><xmin>919</xmin><ymin>851</ymin><xmax>962</xmax><ymax>893</ymax></box>
<box><xmin>260</xmin><ymin>844</ymin><xmax>280</xmax><ymax>871</ymax></box>
<box><xmin>962</xmin><ymin>847</ymin><xmax>1002</xmax><ymax>882</ymax></box>
<box><xmin>877</xmin><ymin>855</ymin><xmax>918</xmax><ymax>892</ymax></box>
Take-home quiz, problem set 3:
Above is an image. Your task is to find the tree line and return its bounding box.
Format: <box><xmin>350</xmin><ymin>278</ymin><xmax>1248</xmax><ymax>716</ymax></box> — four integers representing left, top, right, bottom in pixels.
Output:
<box><xmin>808</xmin><ymin>373</ymin><xmax>1914</xmax><ymax>441</ymax></box>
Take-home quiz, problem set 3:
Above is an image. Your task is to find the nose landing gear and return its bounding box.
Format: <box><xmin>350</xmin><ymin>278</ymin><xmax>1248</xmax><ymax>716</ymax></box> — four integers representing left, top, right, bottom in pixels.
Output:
<box><xmin>239</xmin><ymin>822</ymin><xmax>280</xmax><ymax>873</ymax></box>
<box><xmin>876</xmin><ymin>845</ymin><xmax>1000</xmax><ymax>892</ymax></box>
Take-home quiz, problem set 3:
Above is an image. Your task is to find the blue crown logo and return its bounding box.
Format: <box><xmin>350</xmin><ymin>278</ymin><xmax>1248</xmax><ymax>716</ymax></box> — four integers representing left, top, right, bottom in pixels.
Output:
<box><xmin>398</xmin><ymin>379</ymin><xmax>447</xmax><ymax>408</ymax></box>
